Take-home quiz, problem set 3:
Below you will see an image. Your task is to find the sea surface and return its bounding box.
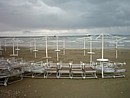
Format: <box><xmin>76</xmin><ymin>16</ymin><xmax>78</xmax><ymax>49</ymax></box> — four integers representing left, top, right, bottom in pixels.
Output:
<box><xmin>0</xmin><ymin>35</ymin><xmax>130</xmax><ymax>49</ymax></box>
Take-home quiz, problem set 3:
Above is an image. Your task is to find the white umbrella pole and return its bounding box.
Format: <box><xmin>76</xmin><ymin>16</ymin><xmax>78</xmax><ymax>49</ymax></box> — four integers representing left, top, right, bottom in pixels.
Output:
<box><xmin>13</xmin><ymin>38</ymin><xmax>15</xmax><ymax>55</ymax></box>
<box><xmin>0</xmin><ymin>41</ymin><xmax>3</xmax><ymax>55</ymax></box>
<box><xmin>0</xmin><ymin>41</ymin><xmax>2</xmax><ymax>49</ymax></box>
<box><xmin>83</xmin><ymin>37</ymin><xmax>86</xmax><ymax>56</ymax></box>
<box><xmin>4</xmin><ymin>40</ymin><xmax>6</xmax><ymax>52</ymax></box>
<box><xmin>90</xmin><ymin>36</ymin><xmax>92</xmax><ymax>65</ymax></box>
<box><xmin>101</xmin><ymin>33</ymin><xmax>104</xmax><ymax>78</ymax></box>
<box><xmin>30</xmin><ymin>42</ymin><xmax>32</xmax><ymax>52</ymax></box>
<box><xmin>45</xmin><ymin>36</ymin><xmax>48</xmax><ymax>64</ymax></box>
<box><xmin>34</xmin><ymin>39</ymin><xmax>37</xmax><ymax>58</ymax></box>
<box><xmin>101</xmin><ymin>62</ymin><xmax>104</xmax><ymax>78</ymax></box>
<box><xmin>16</xmin><ymin>41</ymin><xmax>19</xmax><ymax>56</ymax></box>
<box><xmin>63</xmin><ymin>40</ymin><xmax>66</xmax><ymax>55</ymax></box>
<box><xmin>115</xmin><ymin>38</ymin><xmax>118</xmax><ymax>59</ymax></box>
<box><xmin>56</xmin><ymin>36</ymin><xmax>59</xmax><ymax>61</ymax></box>
<box><xmin>102</xmin><ymin>33</ymin><xmax>104</xmax><ymax>59</ymax></box>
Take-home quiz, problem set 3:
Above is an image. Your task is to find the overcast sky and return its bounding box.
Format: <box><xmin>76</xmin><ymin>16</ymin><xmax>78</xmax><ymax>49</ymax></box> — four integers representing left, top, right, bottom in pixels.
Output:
<box><xmin>0</xmin><ymin>0</ymin><xmax>130</xmax><ymax>36</ymax></box>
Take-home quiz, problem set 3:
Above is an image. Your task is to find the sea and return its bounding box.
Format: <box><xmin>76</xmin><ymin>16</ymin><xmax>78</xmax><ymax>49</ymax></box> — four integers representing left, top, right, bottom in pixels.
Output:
<box><xmin>0</xmin><ymin>35</ymin><xmax>130</xmax><ymax>50</ymax></box>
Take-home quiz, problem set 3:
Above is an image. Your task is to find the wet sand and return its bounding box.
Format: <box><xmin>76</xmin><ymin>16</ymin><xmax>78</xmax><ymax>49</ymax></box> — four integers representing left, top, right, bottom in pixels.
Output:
<box><xmin>0</xmin><ymin>47</ymin><xmax>130</xmax><ymax>98</ymax></box>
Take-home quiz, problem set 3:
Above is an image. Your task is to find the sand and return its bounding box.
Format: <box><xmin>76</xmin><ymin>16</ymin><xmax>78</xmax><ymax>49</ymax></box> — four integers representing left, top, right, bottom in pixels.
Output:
<box><xmin>0</xmin><ymin>47</ymin><xmax>130</xmax><ymax>98</ymax></box>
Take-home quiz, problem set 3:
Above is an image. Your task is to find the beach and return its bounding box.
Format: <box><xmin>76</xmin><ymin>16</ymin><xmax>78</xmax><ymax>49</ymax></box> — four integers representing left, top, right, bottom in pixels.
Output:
<box><xmin>0</xmin><ymin>47</ymin><xmax>130</xmax><ymax>98</ymax></box>
<box><xmin>0</xmin><ymin>0</ymin><xmax>130</xmax><ymax>97</ymax></box>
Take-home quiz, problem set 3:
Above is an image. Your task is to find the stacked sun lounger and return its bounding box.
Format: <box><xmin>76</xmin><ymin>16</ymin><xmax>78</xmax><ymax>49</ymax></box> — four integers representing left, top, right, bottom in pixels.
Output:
<box><xmin>82</xmin><ymin>63</ymin><xmax>97</xmax><ymax>79</ymax></box>
<box><xmin>114</xmin><ymin>62</ymin><xmax>126</xmax><ymax>78</ymax></box>
<box><xmin>44</xmin><ymin>62</ymin><xmax>59</xmax><ymax>78</ymax></box>
<box><xmin>57</xmin><ymin>63</ymin><xmax>71</xmax><ymax>78</ymax></box>
<box><xmin>23</xmin><ymin>61</ymin><xmax>45</xmax><ymax>78</ymax></box>
<box><xmin>0</xmin><ymin>58</ymin><xmax>24</xmax><ymax>86</ymax></box>
<box><xmin>69</xmin><ymin>63</ymin><xmax>84</xmax><ymax>79</ymax></box>
<box><xmin>42</xmin><ymin>62</ymin><xmax>97</xmax><ymax>79</ymax></box>
<box><xmin>21</xmin><ymin>59</ymin><xmax>127</xmax><ymax>79</ymax></box>
<box><xmin>95</xmin><ymin>61</ymin><xmax>126</xmax><ymax>78</ymax></box>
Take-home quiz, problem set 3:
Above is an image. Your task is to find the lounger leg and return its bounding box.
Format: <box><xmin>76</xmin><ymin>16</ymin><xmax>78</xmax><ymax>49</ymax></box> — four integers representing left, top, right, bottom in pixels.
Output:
<box><xmin>32</xmin><ymin>73</ymin><xmax>35</xmax><ymax>78</ymax></box>
<box><xmin>44</xmin><ymin>71</ymin><xmax>47</xmax><ymax>78</ymax></box>
<box><xmin>83</xmin><ymin>72</ymin><xmax>86</xmax><ymax>79</ymax></box>
<box><xmin>94</xmin><ymin>73</ymin><xmax>97</xmax><ymax>78</ymax></box>
<box><xmin>56</xmin><ymin>72</ymin><xmax>60</xmax><ymax>78</ymax></box>
<box><xmin>20</xmin><ymin>74</ymin><xmax>23</xmax><ymax>80</ymax></box>
<box><xmin>69</xmin><ymin>72</ymin><xmax>73</xmax><ymax>79</ymax></box>
<box><xmin>4</xmin><ymin>77</ymin><xmax>9</xmax><ymax>86</ymax></box>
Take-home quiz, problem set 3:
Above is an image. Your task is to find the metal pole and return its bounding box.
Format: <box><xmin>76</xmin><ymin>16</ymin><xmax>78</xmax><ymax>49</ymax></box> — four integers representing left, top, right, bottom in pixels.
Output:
<box><xmin>45</xmin><ymin>36</ymin><xmax>48</xmax><ymax>64</ymax></box>
<box><xmin>63</xmin><ymin>40</ymin><xmax>66</xmax><ymax>55</ymax></box>
<box><xmin>34</xmin><ymin>39</ymin><xmax>37</xmax><ymax>58</ymax></box>
<box><xmin>16</xmin><ymin>40</ymin><xmax>19</xmax><ymax>56</ymax></box>
<box><xmin>13</xmin><ymin>38</ymin><xmax>15</xmax><ymax>55</ymax></box>
<box><xmin>90</xmin><ymin>36</ymin><xmax>92</xmax><ymax>65</ymax></box>
<box><xmin>83</xmin><ymin>37</ymin><xmax>86</xmax><ymax>56</ymax></box>
<box><xmin>102</xmin><ymin>33</ymin><xmax>104</xmax><ymax>59</ymax></box>
<box><xmin>4</xmin><ymin>40</ymin><xmax>7</xmax><ymax>52</ymax></box>
<box><xmin>0</xmin><ymin>41</ymin><xmax>3</xmax><ymax>55</ymax></box>
<box><xmin>101</xmin><ymin>33</ymin><xmax>104</xmax><ymax>78</ymax></box>
<box><xmin>115</xmin><ymin>38</ymin><xmax>118</xmax><ymax>59</ymax></box>
<box><xmin>101</xmin><ymin>62</ymin><xmax>104</xmax><ymax>78</ymax></box>
<box><xmin>56</xmin><ymin>36</ymin><xmax>59</xmax><ymax>61</ymax></box>
<box><xmin>30</xmin><ymin>41</ymin><xmax>32</xmax><ymax>52</ymax></box>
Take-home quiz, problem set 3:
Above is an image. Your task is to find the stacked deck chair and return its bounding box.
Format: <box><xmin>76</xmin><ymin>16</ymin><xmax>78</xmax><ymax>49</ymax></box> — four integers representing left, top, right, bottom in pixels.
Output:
<box><xmin>81</xmin><ymin>62</ymin><xmax>97</xmax><ymax>79</ymax></box>
<box><xmin>22</xmin><ymin>61</ymin><xmax>33</xmax><ymax>77</ymax></box>
<box><xmin>69</xmin><ymin>62</ymin><xmax>84</xmax><ymax>79</ymax></box>
<box><xmin>44</xmin><ymin>61</ymin><xmax>59</xmax><ymax>78</ymax></box>
<box><xmin>31</xmin><ymin>61</ymin><xmax>45</xmax><ymax>78</ymax></box>
<box><xmin>96</xmin><ymin>61</ymin><xmax>115</xmax><ymax>78</ymax></box>
<box><xmin>95</xmin><ymin>61</ymin><xmax>126</xmax><ymax>78</ymax></box>
<box><xmin>0</xmin><ymin>58</ymin><xmax>24</xmax><ymax>86</ymax></box>
<box><xmin>23</xmin><ymin>61</ymin><xmax>45</xmax><ymax>78</ymax></box>
<box><xmin>114</xmin><ymin>62</ymin><xmax>126</xmax><ymax>78</ymax></box>
<box><xmin>57</xmin><ymin>62</ymin><xmax>72</xmax><ymax>79</ymax></box>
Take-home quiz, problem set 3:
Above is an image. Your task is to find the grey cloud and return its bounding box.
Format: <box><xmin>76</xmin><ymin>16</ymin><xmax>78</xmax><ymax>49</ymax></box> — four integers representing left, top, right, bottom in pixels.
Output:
<box><xmin>0</xmin><ymin>0</ymin><xmax>130</xmax><ymax>34</ymax></box>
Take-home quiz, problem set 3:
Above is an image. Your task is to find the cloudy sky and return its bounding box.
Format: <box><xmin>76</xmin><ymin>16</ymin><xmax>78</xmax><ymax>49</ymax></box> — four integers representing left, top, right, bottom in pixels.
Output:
<box><xmin>0</xmin><ymin>0</ymin><xmax>130</xmax><ymax>36</ymax></box>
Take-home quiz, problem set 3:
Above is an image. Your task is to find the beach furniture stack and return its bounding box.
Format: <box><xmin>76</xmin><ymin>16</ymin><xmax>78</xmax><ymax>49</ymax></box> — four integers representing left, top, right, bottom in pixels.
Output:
<box><xmin>22</xmin><ymin>61</ymin><xmax>33</xmax><ymax>77</ymax></box>
<box><xmin>43</xmin><ymin>62</ymin><xmax>59</xmax><ymax>78</ymax></box>
<box><xmin>82</xmin><ymin>62</ymin><xmax>97</xmax><ymax>79</ymax></box>
<box><xmin>0</xmin><ymin>58</ymin><xmax>24</xmax><ymax>86</ymax></box>
<box><xmin>95</xmin><ymin>33</ymin><xmax>126</xmax><ymax>78</ymax></box>
<box><xmin>96</xmin><ymin>59</ymin><xmax>126</xmax><ymax>78</ymax></box>
<box><xmin>22</xmin><ymin>61</ymin><xmax>45</xmax><ymax>78</ymax></box>
<box><xmin>69</xmin><ymin>62</ymin><xmax>85</xmax><ymax>79</ymax></box>
<box><xmin>57</xmin><ymin>62</ymin><xmax>72</xmax><ymax>78</ymax></box>
<box><xmin>43</xmin><ymin>61</ymin><xmax>98</xmax><ymax>79</ymax></box>
<box><xmin>31</xmin><ymin>61</ymin><xmax>45</xmax><ymax>78</ymax></box>
<box><xmin>114</xmin><ymin>62</ymin><xmax>126</xmax><ymax>78</ymax></box>
<box><xmin>96</xmin><ymin>59</ymin><xmax>115</xmax><ymax>78</ymax></box>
